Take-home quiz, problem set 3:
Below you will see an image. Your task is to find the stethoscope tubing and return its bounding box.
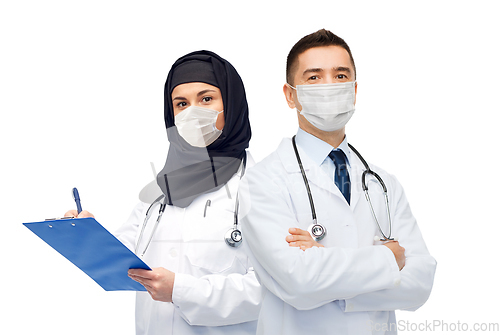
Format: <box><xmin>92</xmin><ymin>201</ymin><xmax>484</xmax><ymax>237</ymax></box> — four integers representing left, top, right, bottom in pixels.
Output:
<box><xmin>136</xmin><ymin>154</ymin><xmax>248</xmax><ymax>255</ymax></box>
<box><xmin>291</xmin><ymin>136</ymin><xmax>317</xmax><ymax>222</ymax></box>
<box><xmin>136</xmin><ymin>194</ymin><xmax>165</xmax><ymax>256</ymax></box>
<box><xmin>293</xmin><ymin>136</ymin><xmax>394</xmax><ymax>242</ymax></box>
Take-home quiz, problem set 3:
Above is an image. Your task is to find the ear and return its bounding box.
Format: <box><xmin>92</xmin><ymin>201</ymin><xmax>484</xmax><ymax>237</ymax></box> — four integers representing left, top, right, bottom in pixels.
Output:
<box><xmin>354</xmin><ymin>82</ymin><xmax>358</xmax><ymax>105</ymax></box>
<box><xmin>283</xmin><ymin>83</ymin><xmax>296</xmax><ymax>109</ymax></box>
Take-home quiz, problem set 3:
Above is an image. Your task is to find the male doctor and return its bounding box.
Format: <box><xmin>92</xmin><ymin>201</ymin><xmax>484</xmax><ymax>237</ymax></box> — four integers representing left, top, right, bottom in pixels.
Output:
<box><xmin>239</xmin><ymin>29</ymin><xmax>436</xmax><ymax>334</ymax></box>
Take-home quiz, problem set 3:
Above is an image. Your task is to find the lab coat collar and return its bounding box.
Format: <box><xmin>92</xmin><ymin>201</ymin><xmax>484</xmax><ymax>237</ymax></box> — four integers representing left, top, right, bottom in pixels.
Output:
<box><xmin>294</xmin><ymin>128</ymin><xmax>351</xmax><ymax>168</ymax></box>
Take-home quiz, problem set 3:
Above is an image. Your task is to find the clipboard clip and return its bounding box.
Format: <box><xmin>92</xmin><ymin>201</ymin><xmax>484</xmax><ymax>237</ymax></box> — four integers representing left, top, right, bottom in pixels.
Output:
<box><xmin>45</xmin><ymin>216</ymin><xmax>75</xmax><ymax>221</ymax></box>
<box><xmin>44</xmin><ymin>217</ymin><xmax>78</xmax><ymax>228</ymax></box>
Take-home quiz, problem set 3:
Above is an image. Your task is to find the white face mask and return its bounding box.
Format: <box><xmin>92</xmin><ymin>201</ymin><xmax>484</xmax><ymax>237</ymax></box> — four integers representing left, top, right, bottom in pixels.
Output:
<box><xmin>291</xmin><ymin>81</ymin><xmax>356</xmax><ymax>132</ymax></box>
<box><xmin>175</xmin><ymin>106</ymin><xmax>223</xmax><ymax>147</ymax></box>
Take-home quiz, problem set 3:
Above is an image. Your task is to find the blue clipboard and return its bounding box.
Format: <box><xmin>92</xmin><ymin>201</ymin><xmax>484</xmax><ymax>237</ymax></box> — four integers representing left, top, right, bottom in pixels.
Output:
<box><xmin>23</xmin><ymin>217</ymin><xmax>150</xmax><ymax>291</ymax></box>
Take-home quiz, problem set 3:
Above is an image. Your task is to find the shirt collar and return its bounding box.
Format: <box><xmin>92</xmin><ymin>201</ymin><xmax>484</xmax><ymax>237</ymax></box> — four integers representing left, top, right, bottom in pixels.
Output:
<box><xmin>295</xmin><ymin>128</ymin><xmax>351</xmax><ymax>167</ymax></box>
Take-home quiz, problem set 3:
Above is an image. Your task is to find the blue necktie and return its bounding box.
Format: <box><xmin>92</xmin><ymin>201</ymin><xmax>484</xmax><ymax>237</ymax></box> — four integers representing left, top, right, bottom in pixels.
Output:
<box><xmin>328</xmin><ymin>150</ymin><xmax>351</xmax><ymax>204</ymax></box>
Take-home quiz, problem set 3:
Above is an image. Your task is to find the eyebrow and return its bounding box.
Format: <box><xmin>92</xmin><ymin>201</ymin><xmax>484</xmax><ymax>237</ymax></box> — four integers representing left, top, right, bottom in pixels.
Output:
<box><xmin>172</xmin><ymin>89</ymin><xmax>217</xmax><ymax>102</ymax></box>
<box><xmin>197</xmin><ymin>89</ymin><xmax>216</xmax><ymax>97</ymax></box>
<box><xmin>302</xmin><ymin>66</ymin><xmax>352</xmax><ymax>76</ymax></box>
<box><xmin>302</xmin><ymin>68</ymin><xmax>323</xmax><ymax>76</ymax></box>
<box><xmin>335</xmin><ymin>67</ymin><xmax>352</xmax><ymax>74</ymax></box>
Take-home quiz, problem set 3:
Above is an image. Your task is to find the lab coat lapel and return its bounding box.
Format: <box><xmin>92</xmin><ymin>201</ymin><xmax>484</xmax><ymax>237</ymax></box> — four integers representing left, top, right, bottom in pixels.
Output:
<box><xmin>348</xmin><ymin>155</ymin><xmax>363</xmax><ymax>211</ymax></box>
<box><xmin>277</xmin><ymin>138</ymin><xmax>347</xmax><ymax>203</ymax></box>
<box><xmin>304</xmin><ymin>162</ymin><xmax>343</xmax><ymax>200</ymax></box>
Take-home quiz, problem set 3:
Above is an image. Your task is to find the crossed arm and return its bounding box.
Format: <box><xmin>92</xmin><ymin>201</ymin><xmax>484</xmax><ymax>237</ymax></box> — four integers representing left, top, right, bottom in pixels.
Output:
<box><xmin>63</xmin><ymin>209</ymin><xmax>340</xmax><ymax>304</ymax></box>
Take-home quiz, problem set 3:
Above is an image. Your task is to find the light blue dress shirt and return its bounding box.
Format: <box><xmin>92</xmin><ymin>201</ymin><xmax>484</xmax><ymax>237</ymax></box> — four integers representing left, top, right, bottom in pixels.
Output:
<box><xmin>294</xmin><ymin>128</ymin><xmax>351</xmax><ymax>183</ymax></box>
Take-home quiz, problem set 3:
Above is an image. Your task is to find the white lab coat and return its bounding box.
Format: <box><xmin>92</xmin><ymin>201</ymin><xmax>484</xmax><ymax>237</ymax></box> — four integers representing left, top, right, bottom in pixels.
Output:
<box><xmin>239</xmin><ymin>138</ymin><xmax>436</xmax><ymax>335</ymax></box>
<box><xmin>116</xmin><ymin>153</ymin><xmax>261</xmax><ymax>335</ymax></box>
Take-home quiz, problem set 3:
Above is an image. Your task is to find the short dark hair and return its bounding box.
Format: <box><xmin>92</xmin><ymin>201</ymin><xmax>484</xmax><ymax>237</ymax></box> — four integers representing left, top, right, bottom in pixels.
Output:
<box><xmin>286</xmin><ymin>29</ymin><xmax>356</xmax><ymax>85</ymax></box>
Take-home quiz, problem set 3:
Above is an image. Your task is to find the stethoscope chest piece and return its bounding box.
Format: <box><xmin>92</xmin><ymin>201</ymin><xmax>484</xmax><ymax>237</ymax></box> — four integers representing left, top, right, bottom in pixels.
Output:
<box><xmin>225</xmin><ymin>228</ymin><xmax>242</xmax><ymax>247</ymax></box>
<box><xmin>308</xmin><ymin>221</ymin><xmax>326</xmax><ymax>241</ymax></box>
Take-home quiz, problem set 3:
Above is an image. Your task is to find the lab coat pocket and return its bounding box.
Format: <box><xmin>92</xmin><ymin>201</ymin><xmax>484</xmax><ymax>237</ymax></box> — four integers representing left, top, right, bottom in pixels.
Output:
<box><xmin>183</xmin><ymin>199</ymin><xmax>243</xmax><ymax>275</ymax></box>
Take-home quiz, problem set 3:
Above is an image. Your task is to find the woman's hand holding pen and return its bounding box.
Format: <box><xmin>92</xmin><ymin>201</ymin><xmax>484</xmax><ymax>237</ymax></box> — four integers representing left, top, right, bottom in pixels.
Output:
<box><xmin>64</xmin><ymin>209</ymin><xmax>95</xmax><ymax>218</ymax></box>
<box><xmin>66</xmin><ymin>188</ymin><xmax>94</xmax><ymax>218</ymax></box>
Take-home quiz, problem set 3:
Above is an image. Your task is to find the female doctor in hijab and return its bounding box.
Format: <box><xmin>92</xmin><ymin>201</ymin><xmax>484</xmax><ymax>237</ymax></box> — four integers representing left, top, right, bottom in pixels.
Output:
<box><xmin>64</xmin><ymin>50</ymin><xmax>319</xmax><ymax>333</ymax></box>
<box><xmin>117</xmin><ymin>51</ymin><xmax>261</xmax><ymax>334</ymax></box>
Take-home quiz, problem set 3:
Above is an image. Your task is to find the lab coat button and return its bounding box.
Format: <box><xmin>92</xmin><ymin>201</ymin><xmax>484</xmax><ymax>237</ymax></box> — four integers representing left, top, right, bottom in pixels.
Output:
<box><xmin>169</xmin><ymin>248</ymin><xmax>178</xmax><ymax>257</ymax></box>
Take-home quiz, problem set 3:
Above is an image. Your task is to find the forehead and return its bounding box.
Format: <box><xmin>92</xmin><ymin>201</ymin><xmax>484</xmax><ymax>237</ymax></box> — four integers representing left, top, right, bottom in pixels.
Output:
<box><xmin>295</xmin><ymin>45</ymin><xmax>353</xmax><ymax>76</ymax></box>
<box><xmin>171</xmin><ymin>82</ymin><xmax>220</xmax><ymax>97</ymax></box>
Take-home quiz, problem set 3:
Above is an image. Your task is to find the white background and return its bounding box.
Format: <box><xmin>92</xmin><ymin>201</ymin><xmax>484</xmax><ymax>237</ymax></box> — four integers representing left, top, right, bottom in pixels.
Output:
<box><xmin>1</xmin><ymin>0</ymin><xmax>499</xmax><ymax>334</ymax></box>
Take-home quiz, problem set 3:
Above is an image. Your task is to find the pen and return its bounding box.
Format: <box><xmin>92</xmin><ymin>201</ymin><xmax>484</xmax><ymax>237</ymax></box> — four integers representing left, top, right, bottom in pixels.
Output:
<box><xmin>204</xmin><ymin>199</ymin><xmax>211</xmax><ymax>217</ymax></box>
<box><xmin>72</xmin><ymin>187</ymin><xmax>82</xmax><ymax>214</ymax></box>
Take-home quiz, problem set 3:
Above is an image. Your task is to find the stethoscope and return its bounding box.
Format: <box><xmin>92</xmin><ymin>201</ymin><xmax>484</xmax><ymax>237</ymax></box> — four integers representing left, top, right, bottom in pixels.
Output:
<box><xmin>135</xmin><ymin>156</ymin><xmax>246</xmax><ymax>256</ymax></box>
<box><xmin>292</xmin><ymin>136</ymin><xmax>396</xmax><ymax>243</ymax></box>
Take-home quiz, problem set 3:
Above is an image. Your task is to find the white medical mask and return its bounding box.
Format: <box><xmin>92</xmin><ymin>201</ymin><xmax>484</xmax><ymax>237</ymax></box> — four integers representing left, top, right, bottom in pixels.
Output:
<box><xmin>290</xmin><ymin>81</ymin><xmax>356</xmax><ymax>132</ymax></box>
<box><xmin>175</xmin><ymin>106</ymin><xmax>223</xmax><ymax>147</ymax></box>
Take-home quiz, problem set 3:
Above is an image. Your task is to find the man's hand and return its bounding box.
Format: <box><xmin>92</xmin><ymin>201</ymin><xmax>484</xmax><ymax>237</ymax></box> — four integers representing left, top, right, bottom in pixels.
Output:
<box><xmin>64</xmin><ymin>209</ymin><xmax>94</xmax><ymax>218</ymax></box>
<box><xmin>286</xmin><ymin>227</ymin><xmax>325</xmax><ymax>251</ymax></box>
<box><xmin>128</xmin><ymin>267</ymin><xmax>175</xmax><ymax>302</ymax></box>
<box><xmin>383</xmin><ymin>241</ymin><xmax>406</xmax><ymax>271</ymax></box>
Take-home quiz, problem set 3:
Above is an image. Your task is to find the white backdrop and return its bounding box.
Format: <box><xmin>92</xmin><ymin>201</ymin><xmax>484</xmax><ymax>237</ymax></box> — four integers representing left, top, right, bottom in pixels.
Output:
<box><xmin>1</xmin><ymin>1</ymin><xmax>499</xmax><ymax>334</ymax></box>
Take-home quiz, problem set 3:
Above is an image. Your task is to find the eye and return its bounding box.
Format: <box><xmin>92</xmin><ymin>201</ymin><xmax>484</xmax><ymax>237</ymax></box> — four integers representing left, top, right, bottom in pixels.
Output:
<box><xmin>176</xmin><ymin>101</ymin><xmax>187</xmax><ymax>108</ymax></box>
<box><xmin>308</xmin><ymin>75</ymin><xmax>318</xmax><ymax>81</ymax></box>
<box><xmin>201</xmin><ymin>96</ymin><xmax>213</xmax><ymax>103</ymax></box>
<box><xmin>337</xmin><ymin>74</ymin><xmax>348</xmax><ymax>80</ymax></box>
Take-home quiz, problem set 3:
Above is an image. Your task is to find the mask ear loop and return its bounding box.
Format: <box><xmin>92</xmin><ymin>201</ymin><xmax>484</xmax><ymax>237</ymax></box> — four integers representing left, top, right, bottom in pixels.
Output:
<box><xmin>285</xmin><ymin>83</ymin><xmax>303</xmax><ymax>114</ymax></box>
<box><xmin>214</xmin><ymin>110</ymin><xmax>224</xmax><ymax>131</ymax></box>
